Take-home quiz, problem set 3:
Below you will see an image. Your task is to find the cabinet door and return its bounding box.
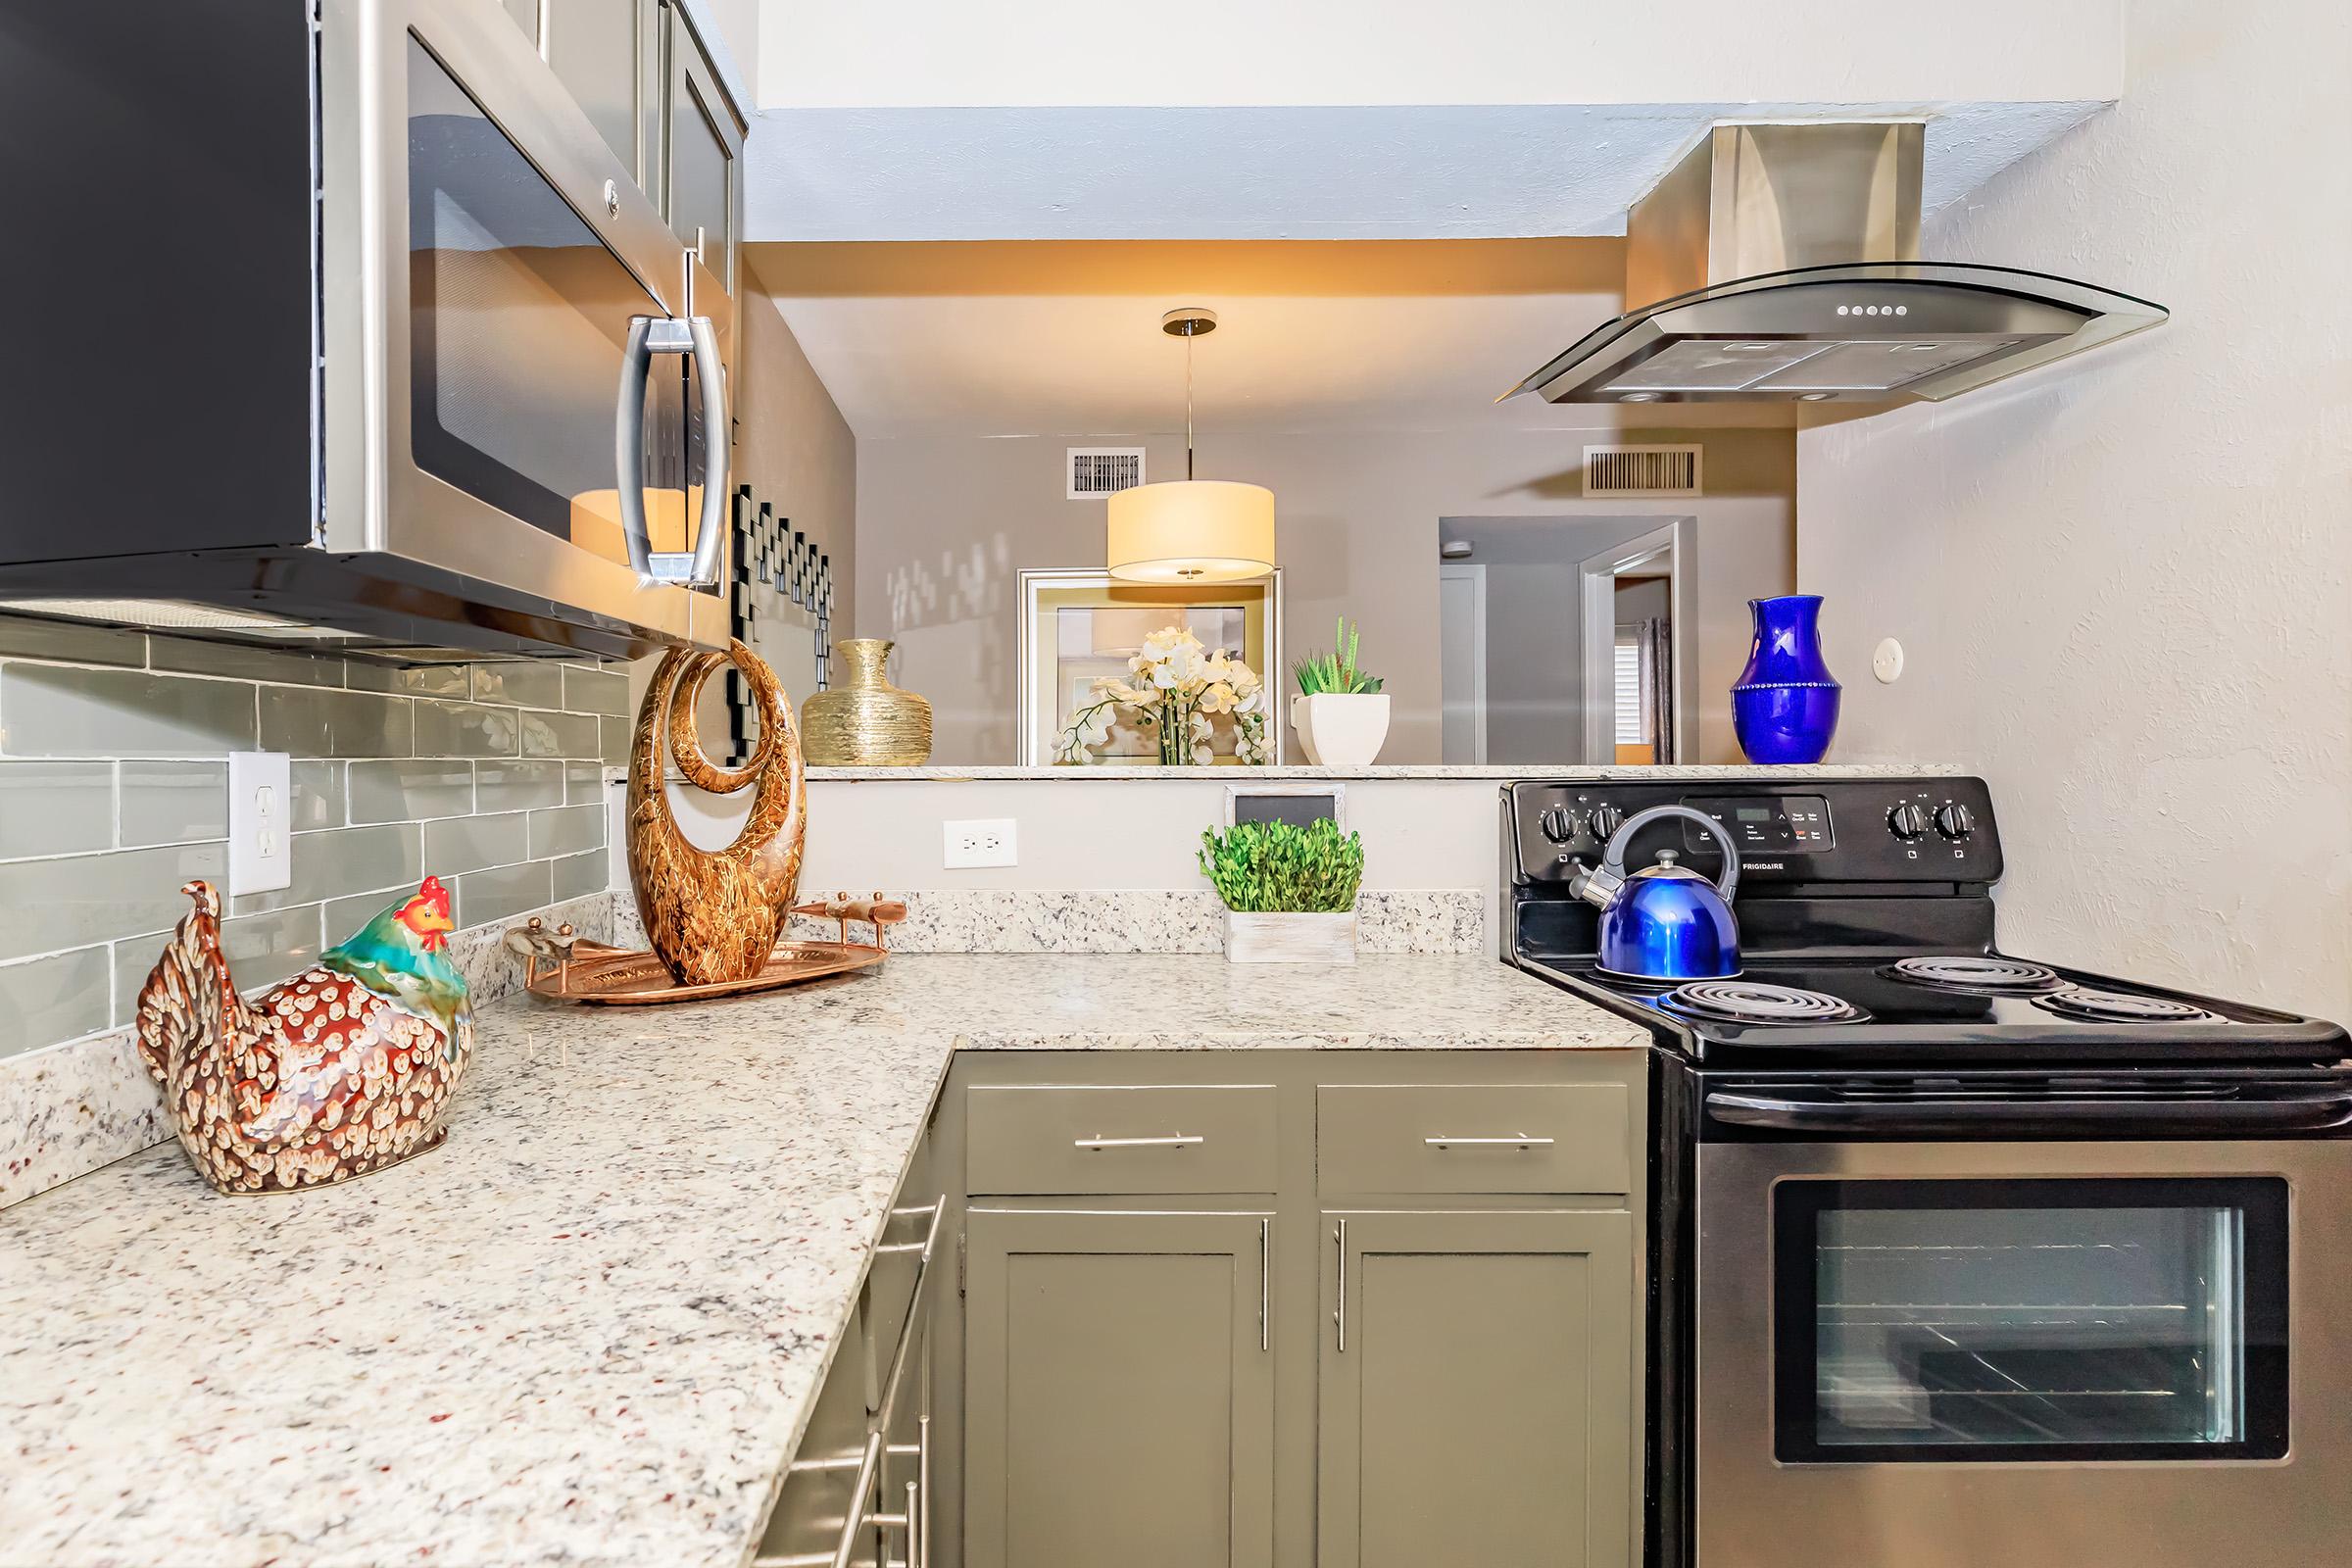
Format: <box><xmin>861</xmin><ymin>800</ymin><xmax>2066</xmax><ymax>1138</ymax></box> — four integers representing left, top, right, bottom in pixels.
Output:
<box><xmin>1319</xmin><ymin>1210</ymin><xmax>1636</xmax><ymax>1568</ymax></box>
<box><xmin>543</xmin><ymin>0</ymin><xmax>647</xmax><ymax>179</ymax></box>
<box><xmin>964</xmin><ymin>1209</ymin><xmax>1275</xmax><ymax>1568</ymax></box>
<box><xmin>663</xmin><ymin>6</ymin><xmax>743</xmax><ymax>292</ymax></box>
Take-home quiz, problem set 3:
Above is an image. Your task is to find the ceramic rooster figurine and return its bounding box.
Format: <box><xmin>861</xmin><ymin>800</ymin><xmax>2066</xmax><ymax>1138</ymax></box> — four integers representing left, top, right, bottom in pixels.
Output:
<box><xmin>134</xmin><ymin>877</ymin><xmax>474</xmax><ymax>1195</ymax></box>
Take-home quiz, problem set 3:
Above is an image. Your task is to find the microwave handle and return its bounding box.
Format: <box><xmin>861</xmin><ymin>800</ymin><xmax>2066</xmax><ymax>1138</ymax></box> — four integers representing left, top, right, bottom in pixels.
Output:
<box><xmin>614</xmin><ymin>315</ymin><xmax>730</xmax><ymax>588</ymax></box>
<box><xmin>1705</xmin><ymin>1088</ymin><xmax>2352</xmax><ymax>1138</ymax></box>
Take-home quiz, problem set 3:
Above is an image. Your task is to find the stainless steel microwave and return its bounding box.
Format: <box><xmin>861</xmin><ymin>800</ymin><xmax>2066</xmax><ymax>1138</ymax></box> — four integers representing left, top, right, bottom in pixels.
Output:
<box><xmin>0</xmin><ymin>0</ymin><xmax>732</xmax><ymax>660</ymax></box>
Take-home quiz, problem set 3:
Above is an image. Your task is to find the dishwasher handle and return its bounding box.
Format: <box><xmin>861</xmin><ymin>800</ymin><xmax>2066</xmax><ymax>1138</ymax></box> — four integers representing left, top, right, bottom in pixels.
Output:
<box><xmin>1705</xmin><ymin>1087</ymin><xmax>2352</xmax><ymax>1139</ymax></box>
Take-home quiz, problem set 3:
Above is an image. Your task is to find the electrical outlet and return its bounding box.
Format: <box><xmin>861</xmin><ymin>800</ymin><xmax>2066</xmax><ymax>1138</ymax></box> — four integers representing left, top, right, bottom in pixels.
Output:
<box><xmin>943</xmin><ymin>817</ymin><xmax>1017</xmax><ymax>869</ymax></box>
<box><xmin>227</xmin><ymin>752</ymin><xmax>293</xmax><ymax>896</ymax></box>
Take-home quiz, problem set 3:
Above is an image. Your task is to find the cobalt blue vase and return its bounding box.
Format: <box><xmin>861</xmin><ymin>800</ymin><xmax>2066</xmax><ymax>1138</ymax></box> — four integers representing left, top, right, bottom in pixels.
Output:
<box><xmin>1733</xmin><ymin>595</ymin><xmax>1840</xmax><ymax>764</ymax></box>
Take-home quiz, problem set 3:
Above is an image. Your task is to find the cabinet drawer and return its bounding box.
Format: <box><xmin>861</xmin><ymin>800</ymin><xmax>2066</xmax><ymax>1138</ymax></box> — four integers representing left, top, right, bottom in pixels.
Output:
<box><xmin>1317</xmin><ymin>1083</ymin><xmax>1631</xmax><ymax>1194</ymax></box>
<box><xmin>966</xmin><ymin>1084</ymin><xmax>1278</xmax><ymax>1194</ymax></box>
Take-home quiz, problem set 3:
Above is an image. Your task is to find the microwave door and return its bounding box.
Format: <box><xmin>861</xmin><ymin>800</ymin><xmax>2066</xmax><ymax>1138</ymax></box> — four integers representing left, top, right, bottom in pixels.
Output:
<box><xmin>320</xmin><ymin>0</ymin><xmax>725</xmax><ymax>653</ymax></box>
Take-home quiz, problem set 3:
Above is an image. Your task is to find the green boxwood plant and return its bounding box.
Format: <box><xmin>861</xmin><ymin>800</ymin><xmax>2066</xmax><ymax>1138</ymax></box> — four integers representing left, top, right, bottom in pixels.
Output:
<box><xmin>1198</xmin><ymin>818</ymin><xmax>1366</xmax><ymax>912</ymax></box>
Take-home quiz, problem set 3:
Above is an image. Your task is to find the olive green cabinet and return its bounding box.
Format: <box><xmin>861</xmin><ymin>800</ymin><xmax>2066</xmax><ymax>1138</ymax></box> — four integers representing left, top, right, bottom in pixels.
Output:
<box><xmin>962</xmin><ymin>1208</ymin><xmax>1276</xmax><ymax>1568</ymax></box>
<box><xmin>1317</xmin><ymin>1209</ymin><xmax>1637</xmax><ymax>1568</ymax></box>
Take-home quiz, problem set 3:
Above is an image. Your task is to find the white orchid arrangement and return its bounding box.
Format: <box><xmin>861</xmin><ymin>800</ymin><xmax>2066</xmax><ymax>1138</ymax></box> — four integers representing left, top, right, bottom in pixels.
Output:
<box><xmin>1056</xmin><ymin>626</ymin><xmax>1273</xmax><ymax>765</ymax></box>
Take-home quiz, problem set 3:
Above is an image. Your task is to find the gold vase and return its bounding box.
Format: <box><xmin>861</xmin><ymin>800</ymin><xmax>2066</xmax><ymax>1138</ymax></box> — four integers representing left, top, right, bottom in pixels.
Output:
<box><xmin>802</xmin><ymin>639</ymin><xmax>933</xmax><ymax>764</ymax></box>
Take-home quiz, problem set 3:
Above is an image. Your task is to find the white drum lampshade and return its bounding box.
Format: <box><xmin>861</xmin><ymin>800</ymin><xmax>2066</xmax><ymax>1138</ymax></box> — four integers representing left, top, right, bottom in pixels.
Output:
<box><xmin>1105</xmin><ymin>479</ymin><xmax>1275</xmax><ymax>583</ymax></box>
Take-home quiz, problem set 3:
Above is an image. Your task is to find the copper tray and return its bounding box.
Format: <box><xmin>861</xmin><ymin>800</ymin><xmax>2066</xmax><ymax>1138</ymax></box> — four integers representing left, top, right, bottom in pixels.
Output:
<box><xmin>508</xmin><ymin>898</ymin><xmax>906</xmax><ymax>1006</ymax></box>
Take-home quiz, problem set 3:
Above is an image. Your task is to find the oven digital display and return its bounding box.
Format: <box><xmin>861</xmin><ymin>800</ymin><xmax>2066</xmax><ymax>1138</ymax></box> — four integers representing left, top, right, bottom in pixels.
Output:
<box><xmin>1682</xmin><ymin>794</ymin><xmax>1835</xmax><ymax>853</ymax></box>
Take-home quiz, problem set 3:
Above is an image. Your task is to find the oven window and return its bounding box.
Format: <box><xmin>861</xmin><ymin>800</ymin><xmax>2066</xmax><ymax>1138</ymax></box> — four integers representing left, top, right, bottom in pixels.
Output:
<box><xmin>1774</xmin><ymin>1178</ymin><xmax>2288</xmax><ymax>1462</ymax></box>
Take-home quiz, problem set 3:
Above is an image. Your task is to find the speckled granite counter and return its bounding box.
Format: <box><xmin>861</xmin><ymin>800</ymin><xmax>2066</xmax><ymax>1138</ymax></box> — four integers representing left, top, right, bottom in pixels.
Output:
<box><xmin>0</xmin><ymin>955</ymin><xmax>1636</xmax><ymax>1568</ymax></box>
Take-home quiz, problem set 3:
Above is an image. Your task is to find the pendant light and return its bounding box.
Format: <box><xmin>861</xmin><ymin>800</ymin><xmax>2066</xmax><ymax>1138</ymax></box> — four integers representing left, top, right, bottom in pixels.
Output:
<box><xmin>1106</xmin><ymin>308</ymin><xmax>1276</xmax><ymax>583</ymax></box>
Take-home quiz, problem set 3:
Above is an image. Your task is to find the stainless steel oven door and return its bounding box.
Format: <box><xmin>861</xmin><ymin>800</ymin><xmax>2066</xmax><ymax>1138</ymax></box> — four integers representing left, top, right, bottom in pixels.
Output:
<box><xmin>1697</xmin><ymin>1136</ymin><xmax>2352</xmax><ymax>1568</ymax></box>
<box><xmin>318</xmin><ymin>0</ymin><xmax>728</xmax><ymax>652</ymax></box>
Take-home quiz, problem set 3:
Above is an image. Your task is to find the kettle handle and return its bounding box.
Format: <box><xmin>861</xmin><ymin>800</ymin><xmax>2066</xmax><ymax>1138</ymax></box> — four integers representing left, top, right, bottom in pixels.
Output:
<box><xmin>1598</xmin><ymin>805</ymin><xmax>1740</xmax><ymax>904</ymax></box>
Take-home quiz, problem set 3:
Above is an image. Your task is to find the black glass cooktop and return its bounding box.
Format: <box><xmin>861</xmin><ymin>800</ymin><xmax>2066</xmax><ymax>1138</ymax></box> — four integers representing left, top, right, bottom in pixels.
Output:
<box><xmin>1519</xmin><ymin>953</ymin><xmax>2349</xmax><ymax>1067</ymax></box>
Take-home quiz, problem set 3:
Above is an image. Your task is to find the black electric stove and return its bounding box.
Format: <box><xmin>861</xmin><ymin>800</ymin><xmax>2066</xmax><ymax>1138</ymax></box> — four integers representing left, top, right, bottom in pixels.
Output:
<box><xmin>1504</xmin><ymin>775</ymin><xmax>2347</xmax><ymax>1069</ymax></box>
<box><xmin>1502</xmin><ymin>775</ymin><xmax>2352</xmax><ymax>1568</ymax></box>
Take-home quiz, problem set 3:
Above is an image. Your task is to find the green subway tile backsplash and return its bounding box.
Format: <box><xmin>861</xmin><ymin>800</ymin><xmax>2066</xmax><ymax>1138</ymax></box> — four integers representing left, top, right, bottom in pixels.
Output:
<box><xmin>472</xmin><ymin>662</ymin><xmax>565</xmax><ymax>710</ymax></box>
<box><xmin>259</xmin><ymin>686</ymin><xmax>416</xmax><ymax>758</ymax></box>
<box><xmin>416</xmin><ymin>702</ymin><xmax>520</xmax><ymax>759</ymax></box>
<box><xmin>422</xmin><ymin>811</ymin><xmax>531</xmax><ymax>876</ymax></box>
<box><xmin>1</xmin><ymin>666</ymin><xmax>257</xmax><ymax>756</ymax></box>
<box><xmin>119</xmin><ymin>761</ymin><xmax>230</xmax><ymax>847</ymax></box>
<box><xmin>0</xmin><ymin>948</ymin><xmax>113</xmax><ymax>1057</ymax></box>
<box><xmin>0</xmin><ymin>841</ymin><xmax>229</xmax><ymax>963</ymax></box>
<box><xmin>0</xmin><ymin>761</ymin><xmax>113</xmax><ymax>858</ymax></box>
<box><xmin>348</xmin><ymin>759</ymin><xmax>473</xmax><ymax>824</ymax></box>
<box><xmin>1</xmin><ymin>628</ymin><xmax>625</xmax><ymax>1061</ymax></box>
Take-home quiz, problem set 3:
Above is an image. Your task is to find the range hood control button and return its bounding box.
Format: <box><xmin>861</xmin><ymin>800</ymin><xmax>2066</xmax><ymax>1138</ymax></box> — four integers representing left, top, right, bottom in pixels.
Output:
<box><xmin>1887</xmin><ymin>803</ymin><xmax>1930</xmax><ymax>842</ymax></box>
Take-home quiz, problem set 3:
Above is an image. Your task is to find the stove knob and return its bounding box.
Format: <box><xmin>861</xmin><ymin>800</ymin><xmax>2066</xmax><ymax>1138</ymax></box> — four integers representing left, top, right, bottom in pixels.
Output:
<box><xmin>1887</xmin><ymin>803</ymin><xmax>1931</xmax><ymax>842</ymax></box>
<box><xmin>1588</xmin><ymin>805</ymin><xmax>1627</xmax><ymax>842</ymax></box>
<box><xmin>1539</xmin><ymin>805</ymin><xmax>1576</xmax><ymax>843</ymax></box>
<box><xmin>1934</xmin><ymin>803</ymin><xmax>1977</xmax><ymax>840</ymax></box>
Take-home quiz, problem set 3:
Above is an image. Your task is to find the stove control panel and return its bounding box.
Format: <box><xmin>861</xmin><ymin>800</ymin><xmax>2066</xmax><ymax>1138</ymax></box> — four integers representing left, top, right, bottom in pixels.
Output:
<box><xmin>1682</xmin><ymin>794</ymin><xmax>1834</xmax><ymax>854</ymax></box>
<box><xmin>1506</xmin><ymin>776</ymin><xmax>2000</xmax><ymax>887</ymax></box>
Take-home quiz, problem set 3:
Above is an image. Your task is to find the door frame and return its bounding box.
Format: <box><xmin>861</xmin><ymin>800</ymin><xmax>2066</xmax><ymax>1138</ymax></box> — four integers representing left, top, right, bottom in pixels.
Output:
<box><xmin>1577</xmin><ymin>517</ymin><xmax>1695</xmax><ymax>765</ymax></box>
<box><xmin>1438</xmin><ymin>562</ymin><xmax>1490</xmax><ymax>764</ymax></box>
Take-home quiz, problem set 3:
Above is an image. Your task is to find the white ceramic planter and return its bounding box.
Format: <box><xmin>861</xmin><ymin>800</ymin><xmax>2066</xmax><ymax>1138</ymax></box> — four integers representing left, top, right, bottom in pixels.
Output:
<box><xmin>1223</xmin><ymin>908</ymin><xmax>1358</xmax><ymax>964</ymax></box>
<box><xmin>1292</xmin><ymin>693</ymin><xmax>1390</xmax><ymax>768</ymax></box>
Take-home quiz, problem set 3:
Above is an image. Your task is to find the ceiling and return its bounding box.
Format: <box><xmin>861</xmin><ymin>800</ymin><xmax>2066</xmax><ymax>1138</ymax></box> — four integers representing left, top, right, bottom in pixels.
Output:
<box><xmin>749</xmin><ymin>238</ymin><xmax>1802</xmax><ymax>440</ymax></box>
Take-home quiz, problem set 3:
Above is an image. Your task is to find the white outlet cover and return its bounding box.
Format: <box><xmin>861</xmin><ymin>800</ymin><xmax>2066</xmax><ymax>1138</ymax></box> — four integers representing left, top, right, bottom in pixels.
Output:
<box><xmin>227</xmin><ymin>751</ymin><xmax>294</xmax><ymax>896</ymax></box>
<box><xmin>943</xmin><ymin>817</ymin><xmax>1018</xmax><ymax>869</ymax></box>
<box><xmin>1872</xmin><ymin>638</ymin><xmax>1905</xmax><ymax>684</ymax></box>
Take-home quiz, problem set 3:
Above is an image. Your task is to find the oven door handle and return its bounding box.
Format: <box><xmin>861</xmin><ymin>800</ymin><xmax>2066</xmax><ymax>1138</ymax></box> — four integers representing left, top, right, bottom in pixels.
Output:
<box><xmin>1704</xmin><ymin>1088</ymin><xmax>2352</xmax><ymax>1137</ymax></box>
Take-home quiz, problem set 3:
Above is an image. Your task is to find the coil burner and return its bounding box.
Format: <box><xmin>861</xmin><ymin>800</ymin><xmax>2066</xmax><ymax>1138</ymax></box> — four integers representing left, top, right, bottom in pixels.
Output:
<box><xmin>2032</xmin><ymin>987</ymin><xmax>2226</xmax><ymax>1025</ymax></box>
<box><xmin>1884</xmin><ymin>956</ymin><xmax>2066</xmax><ymax>996</ymax></box>
<box><xmin>1659</xmin><ymin>981</ymin><xmax>1867</xmax><ymax>1026</ymax></box>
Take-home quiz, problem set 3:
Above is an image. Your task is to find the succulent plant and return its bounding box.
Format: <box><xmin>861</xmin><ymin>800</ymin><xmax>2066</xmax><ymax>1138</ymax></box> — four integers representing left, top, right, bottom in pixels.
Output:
<box><xmin>1198</xmin><ymin>817</ymin><xmax>1366</xmax><ymax>912</ymax></box>
<box><xmin>1293</xmin><ymin>616</ymin><xmax>1383</xmax><ymax>695</ymax></box>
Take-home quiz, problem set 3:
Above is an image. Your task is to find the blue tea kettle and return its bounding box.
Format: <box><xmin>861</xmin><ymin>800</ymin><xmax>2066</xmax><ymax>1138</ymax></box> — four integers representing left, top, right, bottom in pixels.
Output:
<box><xmin>1568</xmin><ymin>806</ymin><xmax>1741</xmax><ymax>980</ymax></box>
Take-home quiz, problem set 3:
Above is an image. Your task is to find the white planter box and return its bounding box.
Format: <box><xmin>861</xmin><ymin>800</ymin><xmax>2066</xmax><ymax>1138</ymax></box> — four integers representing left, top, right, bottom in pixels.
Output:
<box><xmin>1290</xmin><ymin>693</ymin><xmax>1390</xmax><ymax>767</ymax></box>
<box><xmin>1223</xmin><ymin>908</ymin><xmax>1358</xmax><ymax>964</ymax></box>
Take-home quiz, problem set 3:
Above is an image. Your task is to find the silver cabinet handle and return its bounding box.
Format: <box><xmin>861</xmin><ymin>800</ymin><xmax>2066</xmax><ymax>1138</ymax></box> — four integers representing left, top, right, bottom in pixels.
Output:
<box><xmin>1425</xmin><ymin>1134</ymin><xmax>1555</xmax><ymax>1148</ymax></box>
<box><xmin>613</xmin><ymin>313</ymin><xmax>729</xmax><ymax>587</ymax></box>
<box><xmin>1257</xmin><ymin>1218</ymin><xmax>1270</xmax><ymax>1353</ymax></box>
<box><xmin>875</xmin><ymin>1202</ymin><xmax>945</xmax><ymax>1262</ymax></box>
<box><xmin>682</xmin><ymin>313</ymin><xmax>729</xmax><ymax>588</ymax></box>
<box><xmin>1073</xmin><ymin>1133</ymin><xmax>1203</xmax><ymax>1150</ymax></box>
<box><xmin>1333</xmin><ymin>1219</ymin><xmax>1348</xmax><ymax>1352</ymax></box>
<box><xmin>828</xmin><ymin>1432</ymin><xmax>886</xmax><ymax>1568</ymax></box>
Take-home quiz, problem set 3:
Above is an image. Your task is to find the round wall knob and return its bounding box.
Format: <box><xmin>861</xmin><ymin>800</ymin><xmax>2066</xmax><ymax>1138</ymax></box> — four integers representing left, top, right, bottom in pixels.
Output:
<box><xmin>1540</xmin><ymin>805</ymin><xmax>1576</xmax><ymax>843</ymax></box>
<box><xmin>1887</xmin><ymin>803</ymin><xmax>1930</xmax><ymax>841</ymax></box>
<box><xmin>1934</xmin><ymin>803</ymin><xmax>1977</xmax><ymax>840</ymax></box>
<box><xmin>1588</xmin><ymin>805</ymin><xmax>1627</xmax><ymax>841</ymax></box>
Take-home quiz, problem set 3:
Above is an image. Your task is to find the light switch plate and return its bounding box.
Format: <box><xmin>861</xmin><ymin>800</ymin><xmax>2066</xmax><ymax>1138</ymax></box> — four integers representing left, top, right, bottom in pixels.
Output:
<box><xmin>943</xmin><ymin>817</ymin><xmax>1017</xmax><ymax>868</ymax></box>
<box><xmin>1872</xmin><ymin>637</ymin><xmax>1906</xmax><ymax>684</ymax></box>
<box><xmin>227</xmin><ymin>751</ymin><xmax>293</xmax><ymax>896</ymax></box>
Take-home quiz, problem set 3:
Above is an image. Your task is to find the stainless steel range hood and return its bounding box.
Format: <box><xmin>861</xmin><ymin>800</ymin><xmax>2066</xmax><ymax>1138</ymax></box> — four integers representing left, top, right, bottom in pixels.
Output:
<box><xmin>1506</xmin><ymin>123</ymin><xmax>2167</xmax><ymax>407</ymax></box>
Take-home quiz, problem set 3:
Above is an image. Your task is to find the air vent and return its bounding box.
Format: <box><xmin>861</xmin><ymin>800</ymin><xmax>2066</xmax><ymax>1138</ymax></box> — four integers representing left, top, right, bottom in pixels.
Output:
<box><xmin>1583</xmin><ymin>444</ymin><xmax>1702</xmax><ymax>498</ymax></box>
<box><xmin>1068</xmin><ymin>447</ymin><xmax>1146</xmax><ymax>500</ymax></box>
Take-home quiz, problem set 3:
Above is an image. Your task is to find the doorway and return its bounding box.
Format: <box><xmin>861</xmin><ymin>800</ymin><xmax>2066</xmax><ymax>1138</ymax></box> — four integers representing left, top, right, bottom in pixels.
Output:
<box><xmin>1438</xmin><ymin>515</ymin><xmax>1696</xmax><ymax>765</ymax></box>
<box><xmin>1577</xmin><ymin>518</ymin><xmax>1694</xmax><ymax>765</ymax></box>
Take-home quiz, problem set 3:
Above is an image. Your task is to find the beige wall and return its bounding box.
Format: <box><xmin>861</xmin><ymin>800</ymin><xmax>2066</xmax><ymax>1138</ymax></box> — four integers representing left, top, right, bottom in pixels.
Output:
<box><xmin>856</xmin><ymin>427</ymin><xmax>1793</xmax><ymax>763</ymax></box>
<box><xmin>736</xmin><ymin>260</ymin><xmax>858</xmax><ymax>636</ymax></box>
<box><xmin>1795</xmin><ymin>0</ymin><xmax>2351</xmax><ymax>1019</ymax></box>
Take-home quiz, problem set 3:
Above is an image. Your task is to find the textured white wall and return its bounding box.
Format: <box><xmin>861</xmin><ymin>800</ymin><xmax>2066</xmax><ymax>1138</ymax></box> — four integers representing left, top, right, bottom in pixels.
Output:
<box><xmin>1795</xmin><ymin>0</ymin><xmax>2352</xmax><ymax>1020</ymax></box>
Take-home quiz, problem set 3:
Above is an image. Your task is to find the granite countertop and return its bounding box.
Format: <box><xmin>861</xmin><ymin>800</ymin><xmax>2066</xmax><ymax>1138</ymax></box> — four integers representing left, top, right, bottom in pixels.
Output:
<box><xmin>807</xmin><ymin>762</ymin><xmax>1963</xmax><ymax>781</ymax></box>
<box><xmin>0</xmin><ymin>955</ymin><xmax>1639</xmax><ymax>1568</ymax></box>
